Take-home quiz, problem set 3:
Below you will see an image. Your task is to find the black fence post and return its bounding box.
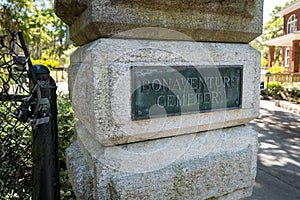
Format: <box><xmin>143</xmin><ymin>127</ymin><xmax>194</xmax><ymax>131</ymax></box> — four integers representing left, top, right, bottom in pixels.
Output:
<box><xmin>32</xmin><ymin>64</ymin><xmax>60</xmax><ymax>200</ymax></box>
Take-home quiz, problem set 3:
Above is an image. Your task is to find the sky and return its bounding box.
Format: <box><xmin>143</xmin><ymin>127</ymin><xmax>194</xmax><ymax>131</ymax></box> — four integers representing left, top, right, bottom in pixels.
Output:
<box><xmin>263</xmin><ymin>0</ymin><xmax>291</xmax><ymax>25</ymax></box>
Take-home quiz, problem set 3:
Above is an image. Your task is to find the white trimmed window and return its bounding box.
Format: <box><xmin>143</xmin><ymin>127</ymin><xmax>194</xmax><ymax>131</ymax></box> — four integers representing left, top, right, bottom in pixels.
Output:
<box><xmin>285</xmin><ymin>48</ymin><xmax>290</xmax><ymax>67</ymax></box>
<box><xmin>287</xmin><ymin>15</ymin><xmax>298</xmax><ymax>34</ymax></box>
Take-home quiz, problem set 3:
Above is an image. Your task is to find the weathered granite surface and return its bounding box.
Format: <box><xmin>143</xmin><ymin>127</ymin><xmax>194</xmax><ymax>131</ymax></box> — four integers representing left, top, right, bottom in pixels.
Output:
<box><xmin>66</xmin><ymin>140</ymin><xmax>93</xmax><ymax>200</ymax></box>
<box><xmin>66</xmin><ymin>122</ymin><xmax>258</xmax><ymax>199</ymax></box>
<box><xmin>54</xmin><ymin>0</ymin><xmax>263</xmax><ymax>45</ymax></box>
<box><xmin>54</xmin><ymin>0</ymin><xmax>87</xmax><ymax>25</ymax></box>
<box><xmin>69</xmin><ymin>38</ymin><xmax>260</xmax><ymax>146</ymax></box>
<box><xmin>58</xmin><ymin>1</ymin><xmax>262</xmax><ymax>199</ymax></box>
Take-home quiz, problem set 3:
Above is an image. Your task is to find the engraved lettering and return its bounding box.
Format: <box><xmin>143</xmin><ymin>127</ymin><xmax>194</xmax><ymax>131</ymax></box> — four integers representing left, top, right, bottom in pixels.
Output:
<box><xmin>211</xmin><ymin>91</ymin><xmax>219</xmax><ymax>103</ymax></box>
<box><xmin>173</xmin><ymin>79</ymin><xmax>181</xmax><ymax>90</ymax></box>
<box><xmin>204</xmin><ymin>92</ymin><xmax>211</xmax><ymax>104</ymax></box>
<box><xmin>167</xmin><ymin>95</ymin><xmax>177</xmax><ymax>107</ymax></box>
<box><xmin>176</xmin><ymin>94</ymin><xmax>184</xmax><ymax>106</ymax></box>
<box><xmin>162</xmin><ymin>78</ymin><xmax>170</xmax><ymax>91</ymax></box>
<box><xmin>141</xmin><ymin>80</ymin><xmax>150</xmax><ymax>92</ymax></box>
<box><xmin>223</xmin><ymin>76</ymin><xmax>230</xmax><ymax>88</ymax></box>
<box><xmin>180</xmin><ymin>78</ymin><xmax>189</xmax><ymax>89</ymax></box>
<box><xmin>156</xmin><ymin>95</ymin><xmax>166</xmax><ymax>107</ymax></box>
<box><xmin>187</xmin><ymin>93</ymin><xmax>197</xmax><ymax>106</ymax></box>
<box><xmin>190</xmin><ymin>77</ymin><xmax>199</xmax><ymax>89</ymax></box>
<box><xmin>152</xmin><ymin>79</ymin><xmax>162</xmax><ymax>91</ymax></box>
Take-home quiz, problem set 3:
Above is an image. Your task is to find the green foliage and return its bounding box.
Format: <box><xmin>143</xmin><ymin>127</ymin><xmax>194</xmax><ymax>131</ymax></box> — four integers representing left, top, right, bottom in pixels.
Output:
<box><xmin>0</xmin><ymin>92</ymin><xmax>76</xmax><ymax>199</ymax></box>
<box><xmin>0</xmin><ymin>0</ymin><xmax>70</xmax><ymax>62</ymax></box>
<box><xmin>56</xmin><ymin>92</ymin><xmax>77</xmax><ymax>163</ymax></box>
<box><xmin>261</xmin><ymin>82</ymin><xmax>300</xmax><ymax>103</ymax></box>
<box><xmin>269</xmin><ymin>64</ymin><xmax>287</xmax><ymax>73</ymax></box>
<box><xmin>261</xmin><ymin>57</ymin><xmax>268</xmax><ymax>67</ymax></box>
<box><xmin>261</xmin><ymin>82</ymin><xmax>282</xmax><ymax>97</ymax></box>
<box><xmin>0</xmin><ymin>0</ymin><xmax>34</xmax><ymax>36</ymax></box>
<box><xmin>254</xmin><ymin>0</ymin><xmax>299</xmax><ymax>67</ymax></box>
<box><xmin>56</xmin><ymin>92</ymin><xmax>77</xmax><ymax>199</ymax></box>
<box><xmin>0</xmin><ymin>102</ymin><xmax>32</xmax><ymax>200</ymax></box>
<box><xmin>267</xmin><ymin>82</ymin><xmax>284</xmax><ymax>90</ymax></box>
<box><xmin>31</xmin><ymin>58</ymin><xmax>60</xmax><ymax>68</ymax></box>
<box><xmin>263</xmin><ymin>0</ymin><xmax>298</xmax><ymax>40</ymax></box>
<box><xmin>282</xmin><ymin>87</ymin><xmax>300</xmax><ymax>104</ymax></box>
<box><xmin>263</xmin><ymin>12</ymin><xmax>284</xmax><ymax>41</ymax></box>
<box><xmin>260</xmin><ymin>6</ymin><xmax>284</xmax><ymax>65</ymax></box>
<box><xmin>250</xmin><ymin>38</ymin><xmax>269</xmax><ymax>67</ymax></box>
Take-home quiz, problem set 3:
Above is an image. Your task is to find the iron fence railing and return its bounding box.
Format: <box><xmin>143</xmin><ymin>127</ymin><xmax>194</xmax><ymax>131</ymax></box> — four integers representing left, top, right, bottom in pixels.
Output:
<box><xmin>0</xmin><ymin>31</ymin><xmax>59</xmax><ymax>199</ymax></box>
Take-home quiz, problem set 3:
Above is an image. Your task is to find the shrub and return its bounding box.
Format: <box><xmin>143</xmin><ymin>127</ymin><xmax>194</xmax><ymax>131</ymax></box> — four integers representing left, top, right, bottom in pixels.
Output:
<box><xmin>267</xmin><ymin>82</ymin><xmax>284</xmax><ymax>90</ymax></box>
<box><xmin>0</xmin><ymin>92</ymin><xmax>76</xmax><ymax>199</ymax></box>
<box><xmin>269</xmin><ymin>65</ymin><xmax>287</xmax><ymax>73</ymax></box>
<box><xmin>261</xmin><ymin>82</ymin><xmax>300</xmax><ymax>104</ymax></box>
<box><xmin>284</xmin><ymin>88</ymin><xmax>300</xmax><ymax>104</ymax></box>
<box><xmin>31</xmin><ymin>58</ymin><xmax>60</xmax><ymax>68</ymax></box>
<box><xmin>261</xmin><ymin>57</ymin><xmax>268</xmax><ymax>67</ymax></box>
<box><xmin>56</xmin><ymin>92</ymin><xmax>77</xmax><ymax>199</ymax></box>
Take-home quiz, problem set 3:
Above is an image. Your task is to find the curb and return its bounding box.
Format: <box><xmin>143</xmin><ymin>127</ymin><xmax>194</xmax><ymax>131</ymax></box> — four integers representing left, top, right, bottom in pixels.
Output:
<box><xmin>274</xmin><ymin>100</ymin><xmax>300</xmax><ymax>115</ymax></box>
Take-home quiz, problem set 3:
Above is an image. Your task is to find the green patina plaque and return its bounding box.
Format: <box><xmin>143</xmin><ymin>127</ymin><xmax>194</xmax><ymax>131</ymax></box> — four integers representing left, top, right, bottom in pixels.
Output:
<box><xmin>131</xmin><ymin>65</ymin><xmax>243</xmax><ymax>120</ymax></box>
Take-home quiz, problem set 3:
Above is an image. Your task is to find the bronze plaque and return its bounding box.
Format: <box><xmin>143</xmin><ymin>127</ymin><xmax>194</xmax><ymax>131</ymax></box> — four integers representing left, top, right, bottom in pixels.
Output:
<box><xmin>131</xmin><ymin>65</ymin><xmax>243</xmax><ymax>120</ymax></box>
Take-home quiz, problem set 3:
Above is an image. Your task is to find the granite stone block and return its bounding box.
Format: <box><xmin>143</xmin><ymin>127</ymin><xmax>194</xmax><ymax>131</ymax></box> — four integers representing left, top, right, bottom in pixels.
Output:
<box><xmin>69</xmin><ymin>38</ymin><xmax>260</xmax><ymax>146</ymax></box>
<box><xmin>66</xmin><ymin>122</ymin><xmax>258</xmax><ymax>199</ymax></box>
<box><xmin>54</xmin><ymin>0</ymin><xmax>263</xmax><ymax>45</ymax></box>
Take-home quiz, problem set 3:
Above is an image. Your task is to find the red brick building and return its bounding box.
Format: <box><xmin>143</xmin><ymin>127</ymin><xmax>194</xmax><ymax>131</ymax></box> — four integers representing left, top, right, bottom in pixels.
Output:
<box><xmin>266</xmin><ymin>1</ymin><xmax>300</xmax><ymax>73</ymax></box>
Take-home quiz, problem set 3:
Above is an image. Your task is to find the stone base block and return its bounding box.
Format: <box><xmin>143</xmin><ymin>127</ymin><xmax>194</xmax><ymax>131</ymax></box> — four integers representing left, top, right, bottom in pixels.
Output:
<box><xmin>66</xmin><ymin>122</ymin><xmax>258</xmax><ymax>200</ymax></box>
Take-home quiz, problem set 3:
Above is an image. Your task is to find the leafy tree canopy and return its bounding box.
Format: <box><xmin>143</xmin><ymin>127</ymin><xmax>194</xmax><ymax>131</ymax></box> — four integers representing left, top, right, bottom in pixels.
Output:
<box><xmin>0</xmin><ymin>0</ymin><xmax>71</xmax><ymax>65</ymax></box>
<box><xmin>263</xmin><ymin>0</ymin><xmax>297</xmax><ymax>41</ymax></box>
<box><xmin>251</xmin><ymin>0</ymin><xmax>298</xmax><ymax>67</ymax></box>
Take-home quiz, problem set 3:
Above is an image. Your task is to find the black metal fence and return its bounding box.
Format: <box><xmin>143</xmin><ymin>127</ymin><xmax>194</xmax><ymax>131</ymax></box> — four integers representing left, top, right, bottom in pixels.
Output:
<box><xmin>0</xmin><ymin>31</ymin><xmax>59</xmax><ymax>199</ymax></box>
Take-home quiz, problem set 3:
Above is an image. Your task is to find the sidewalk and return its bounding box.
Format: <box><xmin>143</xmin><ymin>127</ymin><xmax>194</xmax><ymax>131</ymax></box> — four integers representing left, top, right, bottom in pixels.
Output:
<box><xmin>56</xmin><ymin>81</ymin><xmax>68</xmax><ymax>93</ymax></box>
<box><xmin>247</xmin><ymin>100</ymin><xmax>300</xmax><ymax>200</ymax></box>
<box><xmin>275</xmin><ymin>100</ymin><xmax>300</xmax><ymax>115</ymax></box>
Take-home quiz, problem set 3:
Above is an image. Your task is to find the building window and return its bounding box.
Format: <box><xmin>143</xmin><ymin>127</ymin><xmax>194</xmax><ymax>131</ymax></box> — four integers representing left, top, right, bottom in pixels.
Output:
<box><xmin>287</xmin><ymin>15</ymin><xmax>297</xmax><ymax>34</ymax></box>
<box><xmin>285</xmin><ymin>48</ymin><xmax>290</xmax><ymax>67</ymax></box>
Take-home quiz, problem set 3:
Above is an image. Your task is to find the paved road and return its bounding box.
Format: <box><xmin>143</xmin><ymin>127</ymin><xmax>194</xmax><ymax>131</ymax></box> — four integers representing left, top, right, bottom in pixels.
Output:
<box><xmin>247</xmin><ymin>100</ymin><xmax>300</xmax><ymax>200</ymax></box>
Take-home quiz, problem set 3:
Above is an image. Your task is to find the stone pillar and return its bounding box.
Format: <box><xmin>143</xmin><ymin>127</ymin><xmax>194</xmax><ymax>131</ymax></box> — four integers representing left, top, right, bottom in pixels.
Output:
<box><xmin>268</xmin><ymin>45</ymin><xmax>275</xmax><ymax>68</ymax></box>
<box><xmin>55</xmin><ymin>0</ymin><xmax>263</xmax><ymax>199</ymax></box>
